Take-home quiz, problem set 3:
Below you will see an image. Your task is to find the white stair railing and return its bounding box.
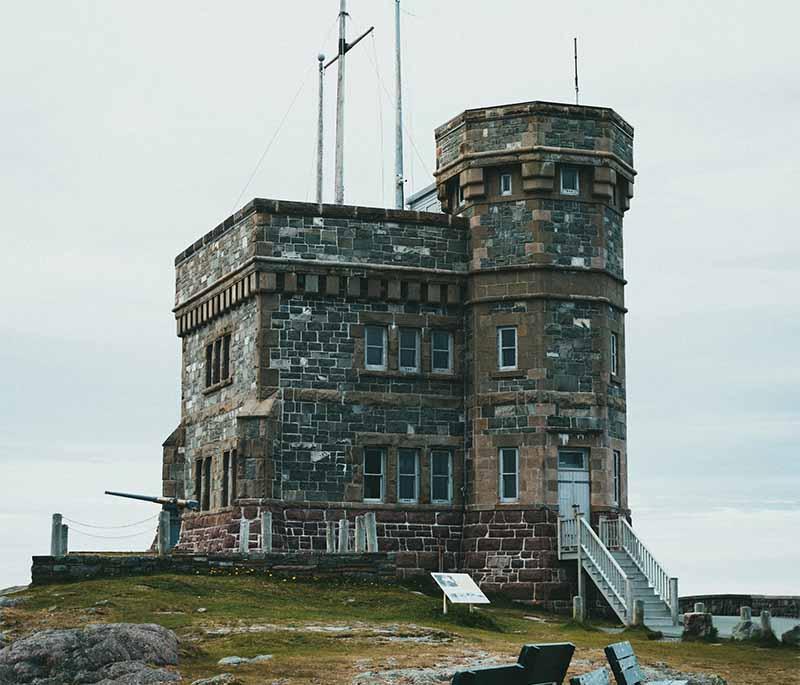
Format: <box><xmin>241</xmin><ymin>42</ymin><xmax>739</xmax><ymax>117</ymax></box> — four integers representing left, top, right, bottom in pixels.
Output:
<box><xmin>617</xmin><ymin>517</ymin><xmax>679</xmax><ymax>623</ymax></box>
<box><xmin>557</xmin><ymin>517</ymin><xmax>578</xmax><ymax>558</ymax></box>
<box><xmin>578</xmin><ymin>516</ymin><xmax>631</xmax><ymax>621</ymax></box>
<box><xmin>599</xmin><ymin>516</ymin><xmax>620</xmax><ymax>549</ymax></box>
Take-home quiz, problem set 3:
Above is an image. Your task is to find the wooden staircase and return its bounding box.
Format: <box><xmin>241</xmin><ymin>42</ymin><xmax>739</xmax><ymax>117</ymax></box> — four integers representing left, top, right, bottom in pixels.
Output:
<box><xmin>558</xmin><ymin>515</ymin><xmax>679</xmax><ymax>630</ymax></box>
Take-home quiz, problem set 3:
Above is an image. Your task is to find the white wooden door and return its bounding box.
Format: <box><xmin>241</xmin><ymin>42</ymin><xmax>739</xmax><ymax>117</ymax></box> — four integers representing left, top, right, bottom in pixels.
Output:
<box><xmin>557</xmin><ymin>449</ymin><xmax>590</xmax><ymax>517</ymax></box>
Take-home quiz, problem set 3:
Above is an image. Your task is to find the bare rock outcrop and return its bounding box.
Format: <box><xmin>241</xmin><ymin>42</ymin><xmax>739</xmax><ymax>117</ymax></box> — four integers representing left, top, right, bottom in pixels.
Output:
<box><xmin>0</xmin><ymin>623</ymin><xmax>180</xmax><ymax>684</ymax></box>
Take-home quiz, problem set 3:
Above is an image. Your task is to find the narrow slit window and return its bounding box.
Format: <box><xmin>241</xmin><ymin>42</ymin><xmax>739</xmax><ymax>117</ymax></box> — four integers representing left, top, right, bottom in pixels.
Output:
<box><xmin>612</xmin><ymin>450</ymin><xmax>621</xmax><ymax>506</ymax></box>
<box><xmin>202</xmin><ymin>457</ymin><xmax>211</xmax><ymax>511</ymax></box>
<box><xmin>397</xmin><ymin>448</ymin><xmax>419</xmax><ymax>502</ymax></box>
<box><xmin>497</xmin><ymin>326</ymin><xmax>518</xmax><ymax>370</ymax></box>
<box><xmin>221</xmin><ymin>451</ymin><xmax>230</xmax><ymax>507</ymax></box>
<box><xmin>365</xmin><ymin>326</ymin><xmax>387</xmax><ymax>371</ymax></box>
<box><xmin>431</xmin><ymin>450</ymin><xmax>453</xmax><ymax>503</ymax></box>
<box><xmin>500</xmin><ymin>173</ymin><xmax>512</xmax><ymax>196</ymax></box>
<box><xmin>205</xmin><ymin>344</ymin><xmax>213</xmax><ymax>388</ymax></box>
<box><xmin>431</xmin><ymin>330</ymin><xmax>453</xmax><ymax>373</ymax></box>
<box><xmin>499</xmin><ymin>447</ymin><xmax>519</xmax><ymax>502</ymax></box>
<box><xmin>610</xmin><ymin>332</ymin><xmax>619</xmax><ymax>376</ymax></box>
<box><xmin>363</xmin><ymin>447</ymin><xmax>385</xmax><ymax>502</ymax></box>
<box><xmin>229</xmin><ymin>449</ymin><xmax>237</xmax><ymax>507</ymax></box>
<box><xmin>212</xmin><ymin>339</ymin><xmax>222</xmax><ymax>384</ymax></box>
<box><xmin>399</xmin><ymin>328</ymin><xmax>420</xmax><ymax>373</ymax></box>
<box><xmin>221</xmin><ymin>334</ymin><xmax>231</xmax><ymax>380</ymax></box>
<box><xmin>194</xmin><ymin>460</ymin><xmax>202</xmax><ymax>504</ymax></box>
<box><xmin>560</xmin><ymin>166</ymin><xmax>580</xmax><ymax>195</ymax></box>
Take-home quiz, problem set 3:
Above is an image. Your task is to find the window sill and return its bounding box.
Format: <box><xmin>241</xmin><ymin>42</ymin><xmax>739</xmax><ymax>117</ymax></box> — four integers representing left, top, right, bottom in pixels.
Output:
<box><xmin>203</xmin><ymin>377</ymin><xmax>233</xmax><ymax>395</ymax></box>
<box><xmin>490</xmin><ymin>370</ymin><xmax>525</xmax><ymax>379</ymax></box>
<box><xmin>360</xmin><ymin>368</ymin><xmax>460</xmax><ymax>380</ymax></box>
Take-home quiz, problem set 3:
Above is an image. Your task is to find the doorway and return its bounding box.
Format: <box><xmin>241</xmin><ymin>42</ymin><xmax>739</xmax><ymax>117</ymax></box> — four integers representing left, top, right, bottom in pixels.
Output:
<box><xmin>557</xmin><ymin>448</ymin><xmax>590</xmax><ymax>518</ymax></box>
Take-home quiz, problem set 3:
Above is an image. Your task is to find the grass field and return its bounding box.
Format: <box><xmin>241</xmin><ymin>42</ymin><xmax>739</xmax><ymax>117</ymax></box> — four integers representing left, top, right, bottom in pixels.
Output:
<box><xmin>2</xmin><ymin>573</ymin><xmax>798</xmax><ymax>684</ymax></box>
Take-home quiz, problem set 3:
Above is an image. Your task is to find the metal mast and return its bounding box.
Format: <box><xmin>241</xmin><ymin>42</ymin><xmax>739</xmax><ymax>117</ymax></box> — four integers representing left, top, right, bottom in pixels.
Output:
<box><xmin>334</xmin><ymin>0</ymin><xmax>348</xmax><ymax>204</ymax></box>
<box><xmin>574</xmin><ymin>37</ymin><xmax>579</xmax><ymax>105</ymax></box>
<box><xmin>316</xmin><ymin>53</ymin><xmax>325</xmax><ymax>204</ymax></box>
<box><xmin>394</xmin><ymin>0</ymin><xmax>405</xmax><ymax>209</ymax></box>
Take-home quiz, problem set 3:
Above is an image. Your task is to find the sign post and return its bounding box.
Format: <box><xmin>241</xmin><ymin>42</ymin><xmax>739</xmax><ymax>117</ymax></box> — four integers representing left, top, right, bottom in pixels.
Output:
<box><xmin>430</xmin><ymin>573</ymin><xmax>490</xmax><ymax>616</ymax></box>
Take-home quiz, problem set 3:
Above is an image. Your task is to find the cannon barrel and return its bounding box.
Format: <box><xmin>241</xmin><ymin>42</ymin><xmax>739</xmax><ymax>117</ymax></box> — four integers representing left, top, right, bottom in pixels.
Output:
<box><xmin>104</xmin><ymin>490</ymin><xmax>200</xmax><ymax>510</ymax></box>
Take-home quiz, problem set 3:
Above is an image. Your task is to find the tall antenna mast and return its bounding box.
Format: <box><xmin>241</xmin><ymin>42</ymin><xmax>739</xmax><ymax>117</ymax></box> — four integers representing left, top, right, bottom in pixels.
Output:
<box><xmin>316</xmin><ymin>53</ymin><xmax>325</xmax><ymax>204</ymax></box>
<box><xmin>394</xmin><ymin>0</ymin><xmax>405</xmax><ymax>209</ymax></box>
<box><xmin>574</xmin><ymin>37</ymin><xmax>579</xmax><ymax>105</ymax></box>
<box><xmin>328</xmin><ymin>0</ymin><xmax>374</xmax><ymax>205</ymax></box>
<box><xmin>334</xmin><ymin>0</ymin><xmax>348</xmax><ymax>204</ymax></box>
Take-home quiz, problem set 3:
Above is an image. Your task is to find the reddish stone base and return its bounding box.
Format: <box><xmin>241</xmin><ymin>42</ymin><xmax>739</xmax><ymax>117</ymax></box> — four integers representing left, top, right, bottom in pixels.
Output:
<box><xmin>176</xmin><ymin>502</ymin><xmax>574</xmax><ymax>610</ymax></box>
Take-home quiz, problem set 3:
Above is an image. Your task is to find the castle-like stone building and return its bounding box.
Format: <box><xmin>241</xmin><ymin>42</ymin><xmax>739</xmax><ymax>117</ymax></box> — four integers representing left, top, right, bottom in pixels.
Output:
<box><xmin>163</xmin><ymin>100</ymin><xmax>635</xmax><ymax>607</ymax></box>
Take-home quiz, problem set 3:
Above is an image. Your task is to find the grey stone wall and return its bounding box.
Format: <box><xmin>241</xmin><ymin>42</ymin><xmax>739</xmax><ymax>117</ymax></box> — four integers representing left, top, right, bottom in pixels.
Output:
<box><xmin>258</xmin><ymin>213</ymin><xmax>467</xmax><ymax>272</ymax></box>
<box><xmin>31</xmin><ymin>552</ymin><xmax>397</xmax><ymax>585</ymax></box>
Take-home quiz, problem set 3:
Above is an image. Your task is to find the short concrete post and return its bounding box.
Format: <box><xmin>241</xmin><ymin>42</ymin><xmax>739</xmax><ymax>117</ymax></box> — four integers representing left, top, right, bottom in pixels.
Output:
<box><xmin>669</xmin><ymin>577</ymin><xmax>679</xmax><ymax>625</ymax></box>
<box><xmin>694</xmin><ymin>602</ymin><xmax>706</xmax><ymax>614</ymax></box>
<box><xmin>572</xmin><ymin>595</ymin><xmax>584</xmax><ymax>622</ymax></box>
<box><xmin>260</xmin><ymin>512</ymin><xmax>273</xmax><ymax>552</ymax></box>
<box><xmin>354</xmin><ymin>516</ymin><xmax>367</xmax><ymax>552</ymax></box>
<box><xmin>51</xmin><ymin>514</ymin><xmax>62</xmax><ymax>557</ymax></box>
<box><xmin>760</xmin><ymin>610</ymin><xmax>773</xmax><ymax>635</ymax></box>
<box><xmin>325</xmin><ymin>521</ymin><xmax>336</xmax><ymax>553</ymax></box>
<box><xmin>624</xmin><ymin>578</ymin><xmax>634</xmax><ymax>627</ymax></box>
<box><xmin>157</xmin><ymin>510</ymin><xmax>171</xmax><ymax>557</ymax></box>
<box><xmin>60</xmin><ymin>524</ymin><xmax>69</xmax><ymax>557</ymax></box>
<box><xmin>633</xmin><ymin>599</ymin><xmax>645</xmax><ymax>627</ymax></box>
<box><xmin>740</xmin><ymin>606</ymin><xmax>752</xmax><ymax>621</ymax></box>
<box><xmin>338</xmin><ymin>518</ymin><xmax>349</xmax><ymax>553</ymax></box>
<box><xmin>365</xmin><ymin>512</ymin><xmax>378</xmax><ymax>552</ymax></box>
<box><xmin>239</xmin><ymin>519</ymin><xmax>250</xmax><ymax>556</ymax></box>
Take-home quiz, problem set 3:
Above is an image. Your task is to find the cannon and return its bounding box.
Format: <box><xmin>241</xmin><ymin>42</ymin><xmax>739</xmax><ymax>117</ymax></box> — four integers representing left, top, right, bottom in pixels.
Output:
<box><xmin>105</xmin><ymin>491</ymin><xmax>199</xmax><ymax>550</ymax></box>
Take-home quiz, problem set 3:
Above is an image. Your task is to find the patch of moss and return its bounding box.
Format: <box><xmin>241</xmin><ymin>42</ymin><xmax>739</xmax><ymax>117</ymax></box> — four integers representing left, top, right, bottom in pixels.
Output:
<box><xmin>433</xmin><ymin>605</ymin><xmax>504</xmax><ymax>632</ymax></box>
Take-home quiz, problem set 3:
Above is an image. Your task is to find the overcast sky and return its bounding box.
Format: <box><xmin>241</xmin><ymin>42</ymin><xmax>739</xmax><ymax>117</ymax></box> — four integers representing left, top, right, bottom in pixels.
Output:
<box><xmin>1</xmin><ymin>1</ymin><xmax>798</xmax><ymax>595</ymax></box>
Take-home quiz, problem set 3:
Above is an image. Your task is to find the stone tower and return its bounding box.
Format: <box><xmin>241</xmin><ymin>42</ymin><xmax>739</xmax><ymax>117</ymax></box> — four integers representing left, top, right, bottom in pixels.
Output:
<box><xmin>162</xmin><ymin>99</ymin><xmax>635</xmax><ymax>609</ymax></box>
<box><xmin>434</xmin><ymin>101</ymin><xmax>634</xmax><ymax>602</ymax></box>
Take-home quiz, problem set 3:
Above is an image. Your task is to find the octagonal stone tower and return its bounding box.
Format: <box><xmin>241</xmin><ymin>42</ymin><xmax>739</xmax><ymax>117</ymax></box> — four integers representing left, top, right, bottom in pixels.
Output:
<box><xmin>434</xmin><ymin>100</ymin><xmax>635</xmax><ymax>603</ymax></box>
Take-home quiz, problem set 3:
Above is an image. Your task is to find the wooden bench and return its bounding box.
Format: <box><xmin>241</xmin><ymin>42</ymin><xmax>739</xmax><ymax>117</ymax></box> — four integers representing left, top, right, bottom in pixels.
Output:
<box><xmin>603</xmin><ymin>642</ymin><xmax>687</xmax><ymax>685</ymax></box>
<box><xmin>451</xmin><ymin>642</ymin><xmax>575</xmax><ymax>685</ymax></box>
<box><xmin>570</xmin><ymin>668</ymin><xmax>611</xmax><ymax>685</ymax></box>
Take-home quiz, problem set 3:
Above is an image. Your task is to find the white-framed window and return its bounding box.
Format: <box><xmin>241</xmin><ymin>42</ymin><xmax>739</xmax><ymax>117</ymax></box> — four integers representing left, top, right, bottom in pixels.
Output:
<box><xmin>431</xmin><ymin>449</ymin><xmax>453</xmax><ymax>503</ymax></box>
<box><xmin>457</xmin><ymin>184</ymin><xmax>465</xmax><ymax>206</ymax></box>
<box><xmin>364</xmin><ymin>325</ymin><xmax>387</xmax><ymax>370</ymax></box>
<box><xmin>397</xmin><ymin>448</ymin><xmax>419</xmax><ymax>502</ymax></box>
<box><xmin>363</xmin><ymin>447</ymin><xmax>385</xmax><ymax>502</ymax></box>
<box><xmin>431</xmin><ymin>330</ymin><xmax>453</xmax><ymax>373</ymax></box>
<box><xmin>560</xmin><ymin>166</ymin><xmax>580</xmax><ymax>195</ymax></box>
<box><xmin>500</xmin><ymin>173</ymin><xmax>512</xmax><ymax>196</ymax></box>
<box><xmin>399</xmin><ymin>328</ymin><xmax>420</xmax><ymax>373</ymax></box>
<box><xmin>558</xmin><ymin>449</ymin><xmax>587</xmax><ymax>470</ymax></box>
<box><xmin>612</xmin><ymin>450</ymin><xmax>621</xmax><ymax>506</ymax></box>
<box><xmin>499</xmin><ymin>447</ymin><xmax>519</xmax><ymax>502</ymax></box>
<box><xmin>610</xmin><ymin>332</ymin><xmax>619</xmax><ymax>376</ymax></box>
<box><xmin>497</xmin><ymin>326</ymin><xmax>518</xmax><ymax>370</ymax></box>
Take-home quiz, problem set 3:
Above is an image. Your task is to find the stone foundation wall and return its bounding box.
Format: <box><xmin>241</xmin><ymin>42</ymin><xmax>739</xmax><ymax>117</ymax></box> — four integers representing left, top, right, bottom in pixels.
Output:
<box><xmin>175</xmin><ymin>503</ymin><xmax>575</xmax><ymax>610</ymax></box>
<box><xmin>31</xmin><ymin>552</ymin><xmax>396</xmax><ymax>586</ymax></box>
<box><xmin>175</xmin><ymin>502</ymin><xmax>465</xmax><ymax>579</ymax></box>
<box><xmin>461</xmin><ymin>507</ymin><xmax>569</xmax><ymax>606</ymax></box>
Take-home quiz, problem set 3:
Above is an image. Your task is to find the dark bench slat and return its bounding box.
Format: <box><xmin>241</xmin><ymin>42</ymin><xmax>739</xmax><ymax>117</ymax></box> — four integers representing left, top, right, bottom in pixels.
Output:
<box><xmin>570</xmin><ymin>667</ymin><xmax>611</xmax><ymax>685</ymax></box>
<box><xmin>519</xmin><ymin>641</ymin><xmax>575</xmax><ymax>685</ymax></box>
<box><xmin>451</xmin><ymin>663</ymin><xmax>528</xmax><ymax>685</ymax></box>
<box><xmin>606</xmin><ymin>641</ymin><xmax>635</xmax><ymax>660</ymax></box>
